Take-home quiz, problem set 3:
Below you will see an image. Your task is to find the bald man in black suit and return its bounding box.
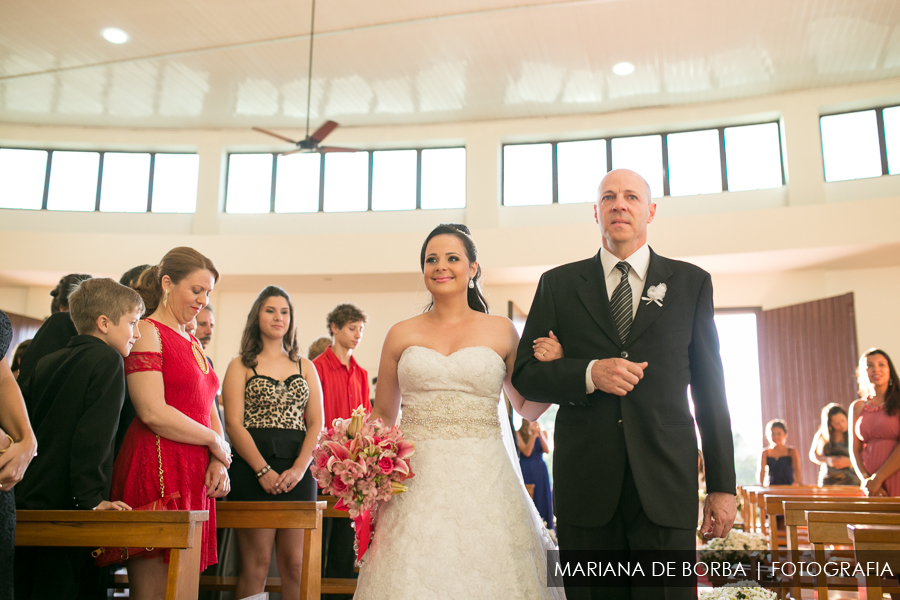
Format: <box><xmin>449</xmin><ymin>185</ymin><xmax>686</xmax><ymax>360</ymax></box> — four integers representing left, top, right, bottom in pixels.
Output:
<box><xmin>513</xmin><ymin>169</ymin><xmax>736</xmax><ymax>600</ymax></box>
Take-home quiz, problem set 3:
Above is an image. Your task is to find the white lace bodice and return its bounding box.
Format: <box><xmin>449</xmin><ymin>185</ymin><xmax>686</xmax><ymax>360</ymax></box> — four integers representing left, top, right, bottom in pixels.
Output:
<box><xmin>397</xmin><ymin>346</ymin><xmax>506</xmax><ymax>442</ymax></box>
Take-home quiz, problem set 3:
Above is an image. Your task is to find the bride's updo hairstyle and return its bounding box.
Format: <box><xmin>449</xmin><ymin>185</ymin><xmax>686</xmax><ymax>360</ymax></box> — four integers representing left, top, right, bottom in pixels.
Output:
<box><xmin>420</xmin><ymin>223</ymin><xmax>489</xmax><ymax>314</ymax></box>
<box><xmin>134</xmin><ymin>246</ymin><xmax>220</xmax><ymax>315</ymax></box>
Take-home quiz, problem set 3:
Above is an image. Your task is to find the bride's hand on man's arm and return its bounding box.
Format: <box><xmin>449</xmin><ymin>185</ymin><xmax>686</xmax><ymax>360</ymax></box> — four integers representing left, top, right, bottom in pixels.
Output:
<box><xmin>533</xmin><ymin>331</ymin><xmax>563</xmax><ymax>362</ymax></box>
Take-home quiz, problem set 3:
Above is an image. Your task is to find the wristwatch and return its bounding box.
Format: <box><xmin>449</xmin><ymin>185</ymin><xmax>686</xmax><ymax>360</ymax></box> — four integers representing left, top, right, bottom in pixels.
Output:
<box><xmin>256</xmin><ymin>464</ymin><xmax>272</xmax><ymax>478</ymax></box>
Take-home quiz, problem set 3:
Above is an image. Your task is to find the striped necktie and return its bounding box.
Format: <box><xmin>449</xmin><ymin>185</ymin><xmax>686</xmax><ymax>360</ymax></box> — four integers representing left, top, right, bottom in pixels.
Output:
<box><xmin>610</xmin><ymin>262</ymin><xmax>632</xmax><ymax>344</ymax></box>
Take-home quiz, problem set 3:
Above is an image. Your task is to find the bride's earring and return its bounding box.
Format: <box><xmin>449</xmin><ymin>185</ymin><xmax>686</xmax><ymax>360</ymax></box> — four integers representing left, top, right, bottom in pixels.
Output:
<box><xmin>163</xmin><ymin>290</ymin><xmax>169</xmax><ymax>309</ymax></box>
<box><xmin>468</xmin><ymin>278</ymin><xmax>475</xmax><ymax>289</ymax></box>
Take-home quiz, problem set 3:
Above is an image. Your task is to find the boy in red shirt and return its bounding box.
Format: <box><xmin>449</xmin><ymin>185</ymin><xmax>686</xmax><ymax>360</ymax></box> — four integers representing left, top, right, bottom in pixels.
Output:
<box><xmin>313</xmin><ymin>303</ymin><xmax>368</xmax><ymax>599</ymax></box>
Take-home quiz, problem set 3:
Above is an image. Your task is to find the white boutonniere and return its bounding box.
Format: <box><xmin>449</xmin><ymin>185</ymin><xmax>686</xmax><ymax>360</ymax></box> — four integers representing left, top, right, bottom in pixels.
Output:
<box><xmin>641</xmin><ymin>283</ymin><xmax>667</xmax><ymax>306</ymax></box>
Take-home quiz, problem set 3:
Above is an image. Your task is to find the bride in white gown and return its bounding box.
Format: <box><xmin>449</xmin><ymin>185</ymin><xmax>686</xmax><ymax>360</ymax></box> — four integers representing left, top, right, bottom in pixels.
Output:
<box><xmin>355</xmin><ymin>224</ymin><xmax>565</xmax><ymax>600</ymax></box>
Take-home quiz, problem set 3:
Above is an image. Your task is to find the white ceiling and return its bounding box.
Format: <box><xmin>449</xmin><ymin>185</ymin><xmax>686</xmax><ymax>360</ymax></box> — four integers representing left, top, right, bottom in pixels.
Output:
<box><xmin>3</xmin><ymin>0</ymin><xmax>900</xmax><ymax>130</ymax></box>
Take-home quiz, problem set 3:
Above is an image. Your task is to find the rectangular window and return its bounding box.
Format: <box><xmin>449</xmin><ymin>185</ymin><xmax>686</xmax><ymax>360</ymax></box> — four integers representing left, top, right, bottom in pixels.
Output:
<box><xmin>724</xmin><ymin>123</ymin><xmax>783</xmax><ymax>192</ymax></box>
<box><xmin>225</xmin><ymin>153</ymin><xmax>273</xmax><ymax>214</ymax></box>
<box><xmin>610</xmin><ymin>135</ymin><xmax>664</xmax><ymax>198</ymax></box>
<box><xmin>151</xmin><ymin>154</ymin><xmax>199</xmax><ymax>213</ymax></box>
<box><xmin>372</xmin><ymin>150</ymin><xmax>417</xmax><ymax>211</ymax></box>
<box><xmin>274</xmin><ymin>153</ymin><xmax>321</xmax><ymax>213</ymax></box>
<box><xmin>666</xmin><ymin>129</ymin><xmax>722</xmax><ymax>197</ymax></box>
<box><xmin>820</xmin><ymin>110</ymin><xmax>882</xmax><ymax>182</ymax></box>
<box><xmin>0</xmin><ymin>148</ymin><xmax>47</xmax><ymax>210</ymax></box>
<box><xmin>882</xmin><ymin>106</ymin><xmax>900</xmax><ymax>175</ymax></box>
<box><xmin>421</xmin><ymin>148</ymin><xmax>466</xmax><ymax>209</ymax></box>
<box><xmin>502</xmin><ymin>143</ymin><xmax>552</xmax><ymax>206</ymax></box>
<box><xmin>323</xmin><ymin>152</ymin><xmax>369</xmax><ymax>212</ymax></box>
<box><xmin>99</xmin><ymin>152</ymin><xmax>151</xmax><ymax>212</ymax></box>
<box><xmin>557</xmin><ymin>139</ymin><xmax>607</xmax><ymax>204</ymax></box>
<box><xmin>47</xmin><ymin>151</ymin><xmax>100</xmax><ymax>211</ymax></box>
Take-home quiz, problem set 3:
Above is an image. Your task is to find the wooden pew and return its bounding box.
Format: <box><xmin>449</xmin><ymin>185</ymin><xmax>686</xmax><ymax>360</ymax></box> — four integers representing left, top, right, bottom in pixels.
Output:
<box><xmin>110</xmin><ymin>502</ymin><xmax>339</xmax><ymax>598</ymax></box>
<box><xmin>805</xmin><ymin>510</ymin><xmax>900</xmax><ymax>600</ymax></box>
<box><xmin>16</xmin><ymin>509</ymin><xmax>208</xmax><ymax>600</ymax></box>
<box><xmin>847</xmin><ymin>524</ymin><xmax>900</xmax><ymax>600</ymax></box>
<box><xmin>780</xmin><ymin>498</ymin><xmax>900</xmax><ymax>600</ymax></box>
<box><xmin>318</xmin><ymin>495</ymin><xmax>362</xmax><ymax>595</ymax></box>
<box><xmin>205</xmin><ymin>501</ymin><xmax>326</xmax><ymax>600</ymax></box>
<box><xmin>745</xmin><ymin>486</ymin><xmax>863</xmax><ymax>536</ymax></box>
<box><xmin>764</xmin><ymin>493</ymin><xmax>878</xmax><ymax>559</ymax></box>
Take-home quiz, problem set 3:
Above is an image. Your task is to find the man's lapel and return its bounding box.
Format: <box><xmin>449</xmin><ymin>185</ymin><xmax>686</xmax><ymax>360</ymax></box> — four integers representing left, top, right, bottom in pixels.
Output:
<box><xmin>576</xmin><ymin>252</ymin><xmax>621</xmax><ymax>347</ymax></box>
<box><xmin>627</xmin><ymin>249</ymin><xmax>673</xmax><ymax>345</ymax></box>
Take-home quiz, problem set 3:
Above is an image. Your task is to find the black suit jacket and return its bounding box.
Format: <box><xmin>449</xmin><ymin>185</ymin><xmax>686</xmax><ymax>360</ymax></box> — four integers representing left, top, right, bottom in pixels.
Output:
<box><xmin>16</xmin><ymin>311</ymin><xmax>78</xmax><ymax>395</ymax></box>
<box><xmin>16</xmin><ymin>336</ymin><xmax>125</xmax><ymax>511</ymax></box>
<box><xmin>512</xmin><ymin>248</ymin><xmax>735</xmax><ymax>530</ymax></box>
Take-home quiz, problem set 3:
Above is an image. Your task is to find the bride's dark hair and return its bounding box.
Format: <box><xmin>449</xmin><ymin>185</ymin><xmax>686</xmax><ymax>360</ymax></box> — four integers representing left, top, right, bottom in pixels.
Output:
<box><xmin>420</xmin><ymin>223</ymin><xmax>489</xmax><ymax>314</ymax></box>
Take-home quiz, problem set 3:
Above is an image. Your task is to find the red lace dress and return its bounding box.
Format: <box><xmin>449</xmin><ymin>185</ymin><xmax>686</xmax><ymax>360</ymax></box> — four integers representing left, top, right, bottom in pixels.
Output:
<box><xmin>110</xmin><ymin>318</ymin><xmax>220</xmax><ymax>570</ymax></box>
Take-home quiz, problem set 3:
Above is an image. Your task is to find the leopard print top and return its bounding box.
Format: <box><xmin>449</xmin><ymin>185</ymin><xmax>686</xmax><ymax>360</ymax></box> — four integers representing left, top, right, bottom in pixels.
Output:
<box><xmin>243</xmin><ymin>367</ymin><xmax>309</xmax><ymax>431</ymax></box>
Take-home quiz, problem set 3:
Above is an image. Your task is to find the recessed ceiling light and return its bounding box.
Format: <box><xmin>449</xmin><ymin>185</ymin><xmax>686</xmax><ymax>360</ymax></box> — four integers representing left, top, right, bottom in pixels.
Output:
<box><xmin>102</xmin><ymin>28</ymin><xmax>129</xmax><ymax>44</ymax></box>
<box><xmin>613</xmin><ymin>62</ymin><xmax>635</xmax><ymax>76</ymax></box>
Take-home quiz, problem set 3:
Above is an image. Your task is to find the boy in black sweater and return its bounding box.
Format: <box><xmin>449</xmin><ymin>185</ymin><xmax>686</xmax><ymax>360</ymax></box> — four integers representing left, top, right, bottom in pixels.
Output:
<box><xmin>15</xmin><ymin>278</ymin><xmax>143</xmax><ymax>599</ymax></box>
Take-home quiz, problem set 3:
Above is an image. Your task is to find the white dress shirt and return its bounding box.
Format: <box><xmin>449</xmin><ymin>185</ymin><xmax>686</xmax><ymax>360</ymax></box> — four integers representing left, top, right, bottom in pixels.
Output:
<box><xmin>585</xmin><ymin>244</ymin><xmax>650</xmax><ymax>393</ymax></box>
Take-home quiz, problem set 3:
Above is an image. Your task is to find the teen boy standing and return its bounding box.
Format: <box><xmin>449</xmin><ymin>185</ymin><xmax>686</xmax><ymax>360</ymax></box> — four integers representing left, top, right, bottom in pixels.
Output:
<box><xmin>313</xmin><ymin>303</ymin><xmax>369</xmax><ymax>600</ymax></box>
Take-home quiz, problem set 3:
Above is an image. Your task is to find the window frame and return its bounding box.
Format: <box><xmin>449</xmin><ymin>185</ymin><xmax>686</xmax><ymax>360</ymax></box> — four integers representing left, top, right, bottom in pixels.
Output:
<box><xmin>224</xmin><ymin>146</ymin><xmax>466</xmax><ymax>213</ymax></box>
<box><xmin>819</xmin><ymin>105</ymin><xmax>895</xmax><ymax>181</ymax></box>
<box><xmin>0</xmin><ymin>146</ymin><xmax>199</xmax><ymax>213</ymax></box>
<box><xmin>500</xmin><ymin>120</ymin><xmax>785</xmax><ymax>206</ymax></box>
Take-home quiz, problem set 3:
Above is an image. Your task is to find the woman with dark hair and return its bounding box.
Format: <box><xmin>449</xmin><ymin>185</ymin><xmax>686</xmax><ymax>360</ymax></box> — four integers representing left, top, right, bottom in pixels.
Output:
<box><xmin>517</xmin><ymin>418</ymin><xmax>555</xmax><ymax>531</ymax></box>
<box><xmin>356</xmin><ymin>224</ymin><xmax>563</xmax><ymax>600</ymax></box>
<box><xmin>850</xmin><ymin>348</ymin><xmax>900</xmax><ymax>497</ymax></box>
<box><xmin>10</xmin><ymin>340</ymin><xmax>30</xmax><ymax>380</ymax></box>
<box><xmin>110</xmin><ymin>247</ymin><xmax>231</xmax><ymax>599</ymax></box>
<box><xmin>222</xmin><ymin>286</ymin><xmax>323</xmax><ymax>600</ymax></box>
<box><xmin>809</xmin><ymin>403</ymin><xmax>860</xmax><ymax>486</ymax></box>
<box><xmin>15</xmin><ymin>273</ymin><xmax>92</xmax><ymax>386</ymax></box>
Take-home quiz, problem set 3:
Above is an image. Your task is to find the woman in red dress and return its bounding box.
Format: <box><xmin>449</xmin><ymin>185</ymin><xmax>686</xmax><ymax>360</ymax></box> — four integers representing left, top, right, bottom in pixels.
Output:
<box><xmin>850</xmin><ymin>348</ymin><xmax>900</xmax><ymax>497</ymax></box>
<box><xmin>110</xmin><ymin>247</ymin><xmax>231</xmax><ymax>599</ymax></box>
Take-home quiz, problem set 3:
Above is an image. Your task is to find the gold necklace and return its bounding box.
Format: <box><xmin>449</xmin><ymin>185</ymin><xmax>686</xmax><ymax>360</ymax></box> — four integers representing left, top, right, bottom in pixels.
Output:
<box><xmin>191</xmin><ymin>341</ymin><xmax>210</xmax><ymax>374</ymax></box>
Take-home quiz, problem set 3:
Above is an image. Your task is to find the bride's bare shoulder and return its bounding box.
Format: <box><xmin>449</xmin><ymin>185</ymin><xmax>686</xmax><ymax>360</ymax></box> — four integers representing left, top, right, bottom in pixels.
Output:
<box><xmin>383</xmin><ymin>314</ymin><xmax>430</xmax><ymax>349</ymax></box>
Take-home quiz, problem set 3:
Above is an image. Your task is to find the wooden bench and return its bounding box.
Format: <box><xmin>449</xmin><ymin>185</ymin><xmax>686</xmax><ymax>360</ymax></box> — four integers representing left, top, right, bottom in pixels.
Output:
<box><xmin>848</xmin><ymin>524</ymin><xmax>900</xmax><ymax>600</ymax></box>
<box><xmin>744</xmin><ymin>486</ymin><xmax>863</xmax><ymax>536</ymax></box>
<box><xmin>16</xmin><ymin>509</ymin><xmax>208</xmax><ymax>600</ymax></box>
<box><xmin>109</xmin><ymin>501</ymin><xmax>343</xmax><ymax>599</ymax></box>
<box><xmin>317</xmin><ymin>495</ymin><xmax>361</xmax><ymax>595</ymax></box>
<box><xmin>805</xmin><ymin>510</ymin><xmax>900</xmax><ymax>600</ymax></box>
<box><xmin>779</xmin><ymin>498</ymin><xmax>900</xmax><ymax>599</ymax></box>
<box><xmin>764</xmin><ymin>493</ymin><xmax>882</xmax><ymax>560</ymax></box>
<box><xmin>208</xmin><ymin>501</ymin><xmax>326</xmax><ymax>600</ymax></box>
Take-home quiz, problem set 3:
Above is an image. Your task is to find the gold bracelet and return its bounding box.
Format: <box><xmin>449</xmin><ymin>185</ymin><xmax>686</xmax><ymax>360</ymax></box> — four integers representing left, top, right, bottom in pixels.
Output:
<box><xmin>0</xmin><ymin>434</ymin><xmax>14</xmax><ymax>454</ymax></box>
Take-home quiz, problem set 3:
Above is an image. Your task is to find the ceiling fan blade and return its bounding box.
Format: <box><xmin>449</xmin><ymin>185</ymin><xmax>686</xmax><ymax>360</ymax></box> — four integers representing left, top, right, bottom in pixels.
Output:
<box><xmin>279</xmin><ymin>149</ymin><xmax>311</xmax><ymax>156</ymax></box>
<box><xmin>318</xmin><ymin>146</ymin><xmax>358</xmax><ymax>153</ymax></box>
<box><xmin>252</xmin><ymin>126</ymin><xmax>299</xmax><ymax>145</ymax></box>
<box><xmin>309</xmin><ymin>120</ymin><xmax>339</xmax><ymax>144</ymax></box>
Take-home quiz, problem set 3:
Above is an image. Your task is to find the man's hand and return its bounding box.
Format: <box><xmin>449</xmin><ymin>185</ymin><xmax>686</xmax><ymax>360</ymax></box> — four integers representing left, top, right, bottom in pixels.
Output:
<box><xmin>590</xmin><ymin>359</ymin><xmax>648</xmax><ymax>396</ymax></box>
<box><xmin>699</xmin><ymin>492</ymin><xmax>736</xmax><ymax>539</ymax></box>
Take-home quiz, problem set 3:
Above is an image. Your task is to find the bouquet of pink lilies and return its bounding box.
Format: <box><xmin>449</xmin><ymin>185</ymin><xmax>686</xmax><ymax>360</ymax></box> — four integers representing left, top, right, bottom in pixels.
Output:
<box><xmin>311</xmin><ymin>405</ymin><xmax>415</xmax><ymax>559</ymax></box>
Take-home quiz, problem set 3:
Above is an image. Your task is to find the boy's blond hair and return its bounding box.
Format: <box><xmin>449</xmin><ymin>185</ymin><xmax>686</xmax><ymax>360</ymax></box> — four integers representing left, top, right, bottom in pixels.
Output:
<box><xmin>68</xmin><ymin>278</ymin><xmax>145</xmax><ymax>335</ymax></box>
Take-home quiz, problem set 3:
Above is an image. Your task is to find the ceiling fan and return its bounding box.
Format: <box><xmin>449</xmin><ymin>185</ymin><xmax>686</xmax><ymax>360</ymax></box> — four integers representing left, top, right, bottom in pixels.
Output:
<box><xmin>252</xmin><ymin>0</ymin><xmax>356</xmax><ymax>155</ymax></box>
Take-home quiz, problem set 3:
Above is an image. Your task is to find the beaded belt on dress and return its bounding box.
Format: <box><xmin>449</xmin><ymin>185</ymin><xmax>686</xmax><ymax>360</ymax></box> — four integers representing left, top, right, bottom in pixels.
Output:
<box><xmin>400</xmin><ymin>393</ymin><xmax>502</xmax><ymax>441</ymax></box>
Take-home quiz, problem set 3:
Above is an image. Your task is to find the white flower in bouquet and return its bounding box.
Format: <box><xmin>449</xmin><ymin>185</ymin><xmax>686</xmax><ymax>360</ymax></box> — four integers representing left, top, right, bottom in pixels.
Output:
<box><xmin>698</xmin><ymin>531</ymin><xmax>767</xmax><ymax>565</ymax></box>
<box><xmin>700</xmin><ymin>580</ymin><xmax>779</xmax><ymax>600</ymax></box>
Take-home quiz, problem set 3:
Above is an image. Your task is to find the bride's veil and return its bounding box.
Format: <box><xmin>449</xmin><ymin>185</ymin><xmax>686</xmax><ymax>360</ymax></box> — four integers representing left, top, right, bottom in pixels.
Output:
<box><xmin>498</xmin><ymin>392</ymin><xmax>526</xmax><ymax>485</ymax></box>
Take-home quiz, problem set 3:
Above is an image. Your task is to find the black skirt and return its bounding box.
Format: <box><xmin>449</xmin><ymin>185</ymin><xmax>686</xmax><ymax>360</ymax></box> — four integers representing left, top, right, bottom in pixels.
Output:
<box><xmin>229</xmin><ymin>428</ymin><xmax>316</xmax><ymax>502</ymax></box>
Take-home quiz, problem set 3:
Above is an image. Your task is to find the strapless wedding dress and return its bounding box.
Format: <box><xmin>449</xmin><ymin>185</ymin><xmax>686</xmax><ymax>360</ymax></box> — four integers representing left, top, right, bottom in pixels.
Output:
<box><xmin>354</xmin><ymin>346</ymin><xmax>564</xmax><ymax>600</ymax></box>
